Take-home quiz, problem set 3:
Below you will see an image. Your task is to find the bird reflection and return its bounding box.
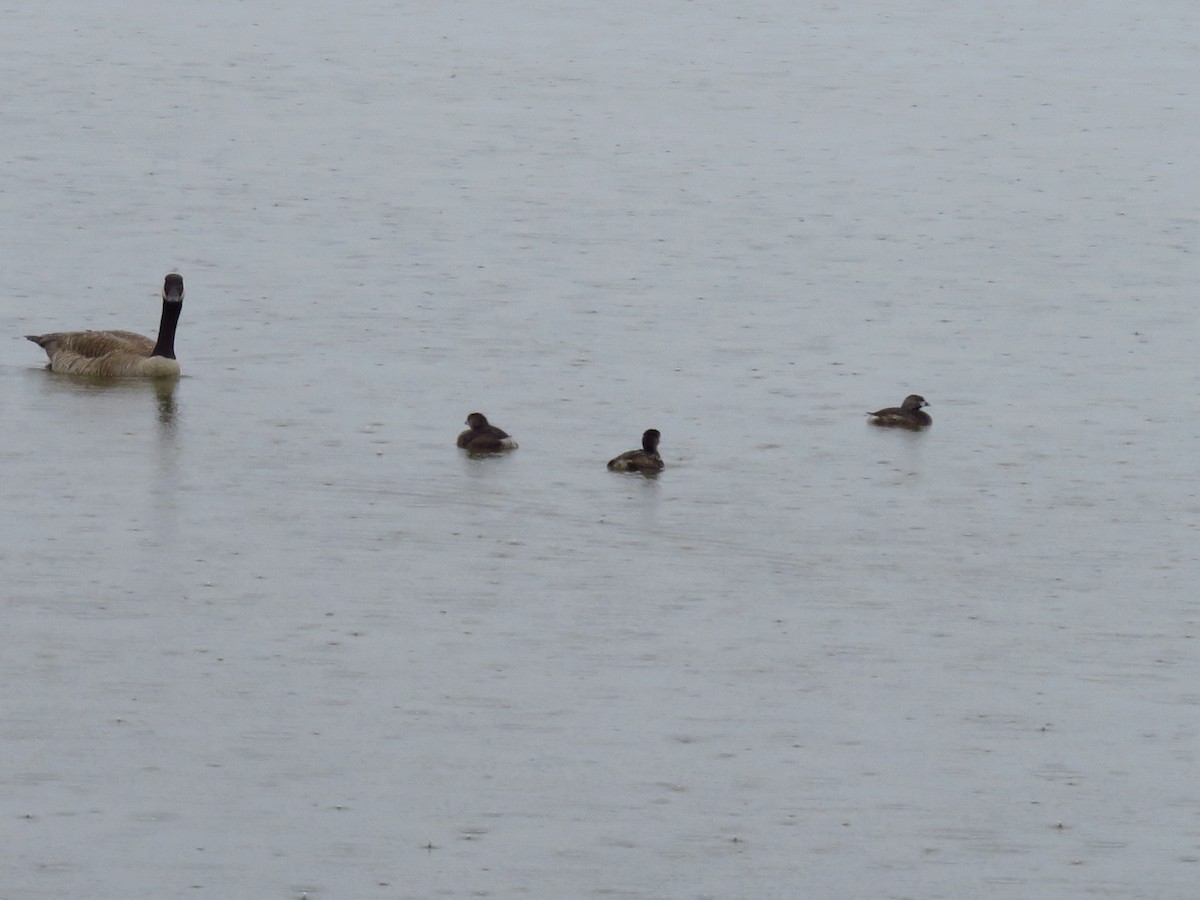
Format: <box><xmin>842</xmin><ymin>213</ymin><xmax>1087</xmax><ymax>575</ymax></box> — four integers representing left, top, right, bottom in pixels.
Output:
<box><xmin>28</xmin><ymin>369</ymin><xmax>181</xmax><ymax>455</ymax></box>
<box><xmin>154</xmin><ymin>377</ymin><xmax>179</xmax><ymax>431</ymax></box>
<box><xmin>26</xmin><ymin>369</ymin><xmax>185</xmax><ymax>533</ymax></box>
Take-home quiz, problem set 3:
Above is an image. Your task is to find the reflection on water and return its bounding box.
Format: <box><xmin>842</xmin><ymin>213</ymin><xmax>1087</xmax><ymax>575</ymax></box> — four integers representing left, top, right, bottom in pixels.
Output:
<box><xmin>26</xmin><ymin>369</ymin><xmax>180</xmax><ymax>436</ymax></box>
<box><xmin>153</xmin><ymin>378</ymin><xmax>178</xmax><ymax>431</ymax></box>
<box><xmin>19</xmin><ymin>369</ymin><xmax>183</xmax><ymax>534</ymax></box>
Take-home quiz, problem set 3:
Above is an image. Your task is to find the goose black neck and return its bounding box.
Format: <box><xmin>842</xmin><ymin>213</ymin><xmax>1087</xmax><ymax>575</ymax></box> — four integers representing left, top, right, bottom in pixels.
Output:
<box><xmin>151</xmin><ymin>298</ymin><xmax>183</xmax><ymax>359</ymax></box>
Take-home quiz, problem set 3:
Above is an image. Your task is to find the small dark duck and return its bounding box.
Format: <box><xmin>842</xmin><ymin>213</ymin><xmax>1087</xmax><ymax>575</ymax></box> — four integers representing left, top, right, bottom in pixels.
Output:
<box><xmin>457</xmin><ymin>412</ymin><xmax>517</xmax><ymax>453</ymax></box>
<box><xmin>607</xmin><ymin>428</ymin><xmax>664</xmax><ymax>473</ymax></box>
<box><xmin>867</xmin><ymin>394</ymin><xmax>931</xmax><ymax>430</ymax></box>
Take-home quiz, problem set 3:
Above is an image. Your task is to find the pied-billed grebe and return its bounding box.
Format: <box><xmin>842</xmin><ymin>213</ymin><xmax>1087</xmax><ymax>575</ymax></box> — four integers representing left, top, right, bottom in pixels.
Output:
<box><xmin>457</xmin><ymin>412</ymin><xmax>517</xmax><ymax>453</ymax></box>
<box><xmin>867</xmin><ymin>394</ymin><xmax>931</xmax><ymax>430</ymax></box>
<box><xmin>27</xmin><ymin>274</ymin><xmax>184</xmax><ymax>377</ymax></box>
<box><xmin>607</xmin><ymin>428</ymin><xmax>664</xmax><ymax>473</ymax></box>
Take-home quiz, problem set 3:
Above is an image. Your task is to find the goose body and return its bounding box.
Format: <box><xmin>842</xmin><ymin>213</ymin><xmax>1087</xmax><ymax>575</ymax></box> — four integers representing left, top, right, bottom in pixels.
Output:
<box><xmin>868</xmin><ymin>394</ymin><xmax>931</xmax><ymax>430</ymax></box>
<box><xmin>457</xmin><ymin>412</ymin><xmax>517</xmax><ymax>454</ymax></box>
<box><xmin>608</xmin><ymin>428</ymin><xmax>664</xmax><ymax>473</ymax></box>
<box><xmin>27</xmin><ymin>274</ymin><xmax>184</xmax><ymax>377</ymax></box>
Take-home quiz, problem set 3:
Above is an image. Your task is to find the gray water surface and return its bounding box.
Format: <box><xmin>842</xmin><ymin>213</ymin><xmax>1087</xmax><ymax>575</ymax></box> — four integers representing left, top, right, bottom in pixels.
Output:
<box><xmin>3</xmin><ymin>2</ymin><xmax>1199</xmax><ymax>898</ymax></box>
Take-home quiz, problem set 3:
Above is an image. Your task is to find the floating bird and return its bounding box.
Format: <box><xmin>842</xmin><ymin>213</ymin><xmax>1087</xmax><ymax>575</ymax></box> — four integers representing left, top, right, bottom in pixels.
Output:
<box><xmin>457</xmin><ymin>412</ymin><xmax>517</xmax><ymax>454</ymax></box>
<box><xmin>27</xmin><ymin>274</ymin><xmax>185</xmax><ymax>377</ymax></box>
<box><xmin>607</xmin><ymin>428</ymin><xmax>664</xmax><ymax>473</ymax></box>
<box><xmin>867</xmin><ymin>394</ymin><xmax>931</xmax><ymax>430</ymax></box>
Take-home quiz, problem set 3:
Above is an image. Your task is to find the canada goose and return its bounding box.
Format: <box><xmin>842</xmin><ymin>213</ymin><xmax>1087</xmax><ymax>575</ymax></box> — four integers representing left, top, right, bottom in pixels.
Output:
<box><xmin>608</xmin><ymin>429</ymin><xmax>664</xmax><ymax>473</ymax></box>
<box><xmin>26</xmin><ymin>274</ymin><xmax>185</xmax><ymax>377</ymax></box>
<box><xmin>868</xmin><ymin>394</ymin><xmax>931</xmax><ymax>430</ymax></box>
<box><xmin>456</xmin><ymin>412</ymin><xmax>518</xmax><ymax>454</ymax></box>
